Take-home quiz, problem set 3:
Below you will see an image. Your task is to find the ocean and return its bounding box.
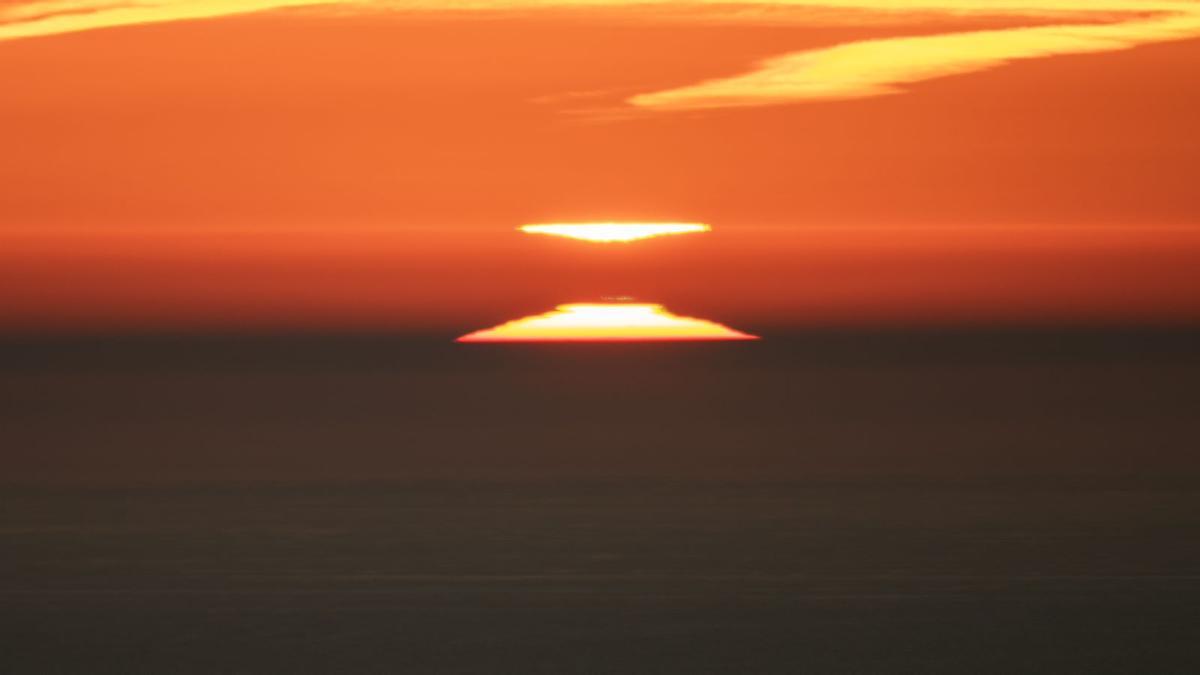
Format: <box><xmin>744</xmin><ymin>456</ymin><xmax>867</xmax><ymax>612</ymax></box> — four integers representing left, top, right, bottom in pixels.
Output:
<box><xmin>2</xmin><ymin>330</ymin><xmax>1198</xmax><ymax>672</ymax></box>
<box><xmin>2</xmin><ymin>481</ymin><xmax>1198</xmax><ymax>673</ymax></box>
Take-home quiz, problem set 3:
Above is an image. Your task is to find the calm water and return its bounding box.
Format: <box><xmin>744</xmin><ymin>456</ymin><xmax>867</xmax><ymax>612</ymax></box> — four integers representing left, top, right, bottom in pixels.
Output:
<box><xmin>2</xmin><ymin>482</ymin><xmax>1197</xmax><ymax>674</ymax></box>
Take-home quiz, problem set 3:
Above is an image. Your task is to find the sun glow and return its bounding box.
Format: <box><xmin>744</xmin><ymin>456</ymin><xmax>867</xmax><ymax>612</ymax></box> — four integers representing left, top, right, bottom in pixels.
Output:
<box><xmin>519</xmin><ymin>223</ymin><xmax>710</xmax><ymax>243</ymax></box>
<box><xmin>457</xmin><ymin>303</ymin><xmax>757</xmax><ymax>342</ymax></box>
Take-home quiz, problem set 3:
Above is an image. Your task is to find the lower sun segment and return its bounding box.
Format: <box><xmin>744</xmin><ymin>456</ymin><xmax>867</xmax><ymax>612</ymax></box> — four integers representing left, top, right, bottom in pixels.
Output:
<box><xmin>457</xmin><ymin>303</ymin><xmax>757</xmax><ymax>342</ymax></box>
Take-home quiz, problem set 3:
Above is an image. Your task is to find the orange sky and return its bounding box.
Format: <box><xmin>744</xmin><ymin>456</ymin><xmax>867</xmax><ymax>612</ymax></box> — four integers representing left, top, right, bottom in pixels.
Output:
<box><xmin>2</xmin><ymin>3</ymin><xmax>1199</xmax><ymax>331</ymax></box>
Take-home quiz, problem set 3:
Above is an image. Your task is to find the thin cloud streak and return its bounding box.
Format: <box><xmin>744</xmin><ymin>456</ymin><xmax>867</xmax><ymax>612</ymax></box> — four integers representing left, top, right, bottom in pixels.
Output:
<box><xmin>2</xmin><ymin>0</ymin><xmax>1198</xmax><ymax>115</ymax></box>
<box><xmin>1</xmin><ymin>0</ymin><xmax>1193</xmax><ymax>41</ymax></box>
<box><xmin>0</xmin><ymin>0</ymin><xmax>332</xmax><ymax>40</ymax></box>
<box><xmin>630</xmin><ymin>2</ymin><xmax>1200</xmax><ymax>109</ymax></box>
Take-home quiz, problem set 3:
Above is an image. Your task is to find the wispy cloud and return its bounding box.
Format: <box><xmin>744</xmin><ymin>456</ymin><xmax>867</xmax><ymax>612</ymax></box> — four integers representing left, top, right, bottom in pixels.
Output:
<box><xmin>0</xmin><ymin>0</ymin><xmax>344</xmax><ymax>40</ymax></box>
<box><xmin>0</xmin><ymin>0</ymin><xmax>1190</xmax><ymax>41</ymax></box>
<box><xmin>2</xmin><ymin>0</ymin><xmax>1199</xmax><ymax>115</ymax></box>
<box><xmin>629</xmin><ymin>1</ymin><xmax>1200</xmax><ymax>110</ymax></box>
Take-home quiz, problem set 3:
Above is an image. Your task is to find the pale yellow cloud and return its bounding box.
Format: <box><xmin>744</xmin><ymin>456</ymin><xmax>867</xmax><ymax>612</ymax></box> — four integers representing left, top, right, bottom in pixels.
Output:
<box><xmin>1</xmin><ymin>0</ymin><xmax>1194</xmax><ymax>42</ymax></box>
<box><xmin>629</xmin><ymin>3</ymin><xmax>1200</xmax><ymax>109</ymax></box>
<box><xmin>2</xmin><ymin>0</ymin><xmax>1198</xmax><ymax>115</ymax></box>
<box><xmin>0</xmin><ymin>0</ymin><xmax>333</xmax><ymax>40</ymax></box>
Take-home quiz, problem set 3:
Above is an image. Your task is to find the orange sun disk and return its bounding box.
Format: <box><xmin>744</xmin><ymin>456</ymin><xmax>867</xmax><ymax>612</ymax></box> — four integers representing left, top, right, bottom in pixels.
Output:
<box><xmin>457</xmin><ymin>303</ymin><xmax>757</xmax><ymax>342</ymax></box>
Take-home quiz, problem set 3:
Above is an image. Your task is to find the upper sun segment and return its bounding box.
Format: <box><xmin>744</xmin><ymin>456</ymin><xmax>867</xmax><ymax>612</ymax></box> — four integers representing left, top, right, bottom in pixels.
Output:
<box><xmin>519</xmin><ymin>223</ymin><xmax>710</xmax><ymax>243</ymax></box>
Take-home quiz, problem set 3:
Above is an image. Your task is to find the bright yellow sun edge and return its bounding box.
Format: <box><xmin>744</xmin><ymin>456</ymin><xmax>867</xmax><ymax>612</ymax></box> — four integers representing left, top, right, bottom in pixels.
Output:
<box><xmin>457</xmin><ymin>303</ymin><xmax>758</xmax><ymax>342</ymax></box>
<box><xmin>519</xmin><ymin>223</ymin><xmax>711</xmax><ymax>243</ymax></box>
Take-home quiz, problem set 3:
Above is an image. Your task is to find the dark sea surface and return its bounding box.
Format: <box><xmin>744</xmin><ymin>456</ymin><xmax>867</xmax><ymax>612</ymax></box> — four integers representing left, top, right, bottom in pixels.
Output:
<box><xmin>2</xmin><ymin>331</ymin><xmax>1199</xmax><ymax>673</ymax></box>
<box><xmin>4</xmin><ymin>330</ymin><xmax>1199</xmax><ymax>483</ymax></box>
<box><xmin>1</xmin><ymin>483</ymin><xmax>1199</xmax><ymax>674</ymax></box>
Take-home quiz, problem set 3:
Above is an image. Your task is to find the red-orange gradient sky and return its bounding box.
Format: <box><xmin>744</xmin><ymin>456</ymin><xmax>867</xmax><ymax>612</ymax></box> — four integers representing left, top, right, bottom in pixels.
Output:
<box><xmin>2</xmin><ymin>4</ymin><xmax>1199</xmax><ymax>332</ymax></box>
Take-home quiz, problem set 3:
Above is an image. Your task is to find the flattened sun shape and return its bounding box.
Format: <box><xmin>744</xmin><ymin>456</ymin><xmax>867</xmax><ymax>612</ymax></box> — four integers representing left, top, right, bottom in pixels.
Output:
<box><xmin>457</xmin><ymin>303</ymin><xmax>757</xmax><ymax>342</ymax></box>
<box><xmin>519</xmin><ymin>223</ymin><xmax>710</xmax><ymax>243</ymax></box>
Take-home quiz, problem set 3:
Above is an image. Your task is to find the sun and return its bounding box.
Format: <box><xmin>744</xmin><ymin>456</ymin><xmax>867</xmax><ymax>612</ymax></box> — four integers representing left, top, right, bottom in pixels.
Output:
<box><xmin>519</xmin><ymin>223</ymin><xmax>711</xmax><ymax>243</ymax></box>
<box><xmin>457</xmin><ymin>303</ymin><xmax>757</xmax><ymax>342</ymax></box>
